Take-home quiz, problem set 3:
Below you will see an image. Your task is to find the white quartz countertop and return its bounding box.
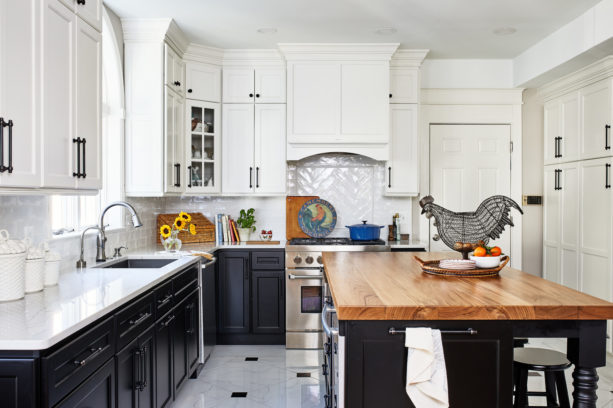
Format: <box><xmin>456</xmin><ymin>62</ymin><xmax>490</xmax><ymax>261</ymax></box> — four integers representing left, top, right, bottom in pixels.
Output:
<box><xmin>0</xmin><ymin>254</ymin><xmax>200</xmax><ymax>351</ymax></box>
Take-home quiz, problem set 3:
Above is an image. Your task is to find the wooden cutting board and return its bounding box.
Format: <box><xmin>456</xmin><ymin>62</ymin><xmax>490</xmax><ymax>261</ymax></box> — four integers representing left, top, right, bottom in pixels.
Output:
<box><xmin>286</xmin><ymin>195</ymin><xmax>319</xmax><ymax>240</ymax></box>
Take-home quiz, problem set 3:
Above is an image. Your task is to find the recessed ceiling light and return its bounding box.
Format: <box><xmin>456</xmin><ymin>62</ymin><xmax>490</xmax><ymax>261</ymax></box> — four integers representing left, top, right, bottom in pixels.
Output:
<box><xmin>257</xmin><ymin>28</ymin><xmax>277</xmax><ymax>34</ymax></box>
<box><xmin>375</xmin><ymin>27</ymin><xmax>397</xmax><ymax>35</ymax></box>
<box><xmin>493</xmin><ymin>27</ymin><xmax>517</xmax><ymax>36</ymax></box>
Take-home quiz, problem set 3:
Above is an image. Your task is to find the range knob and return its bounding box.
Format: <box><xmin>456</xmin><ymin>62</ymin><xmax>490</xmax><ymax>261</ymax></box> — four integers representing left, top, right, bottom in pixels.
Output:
<box><xmin>293</xmin><ymin>256</ymin><xmax>302</xmax><ymax>265</ymax></box>
<box><xmin>305</xmin><ymin>256</ymin><xmax>314</xmax><ymax>264</ymax></box>
<box><xmin>317</xmin><ymin>256</ymin><xmax>323</xmax><ymax>264</ymax></box>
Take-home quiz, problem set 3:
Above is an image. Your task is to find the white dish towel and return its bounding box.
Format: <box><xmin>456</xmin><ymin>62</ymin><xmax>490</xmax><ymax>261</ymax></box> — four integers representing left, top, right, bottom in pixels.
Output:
<box><xmin>405</xmin><ymin>328</ymin><xmax>449</xmax><ymax>408</ymax></box>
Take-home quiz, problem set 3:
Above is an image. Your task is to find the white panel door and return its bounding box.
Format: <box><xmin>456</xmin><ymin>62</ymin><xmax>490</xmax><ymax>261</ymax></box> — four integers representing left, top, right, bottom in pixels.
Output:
<box><xmin>389</xmin><ymin>68</ymin><xmax>418</xmax><ymax>103</ymax></box>
<box><xmin>580</xmin><ymin>78</ymin><xmax>612</xmax><ymax>160</ymax></box>
<box><xmin>254</xmin><ymin>68</ymin><xmax>286</xmax><ymax>103</ymax></box>
<box><xmin>429</xmin><ymin>124</ymin><xmax>512</xmax><ymax>252</ymax></box>
<box><xmin>579</xmin><ymin>157</ymin><xmax>612</xmax><ymax>301</ymax></box>
<box><xmin>288</xmin><ymin>62</ymin><xmax>340</xmax><ymax>142</ymax></box>
<box><xmin>186</xmin><ymin>62</ymin><xmax>221</xmax><ymax>102</ymax></box>
<box><xmin>340</xmin><ymin>63</ymin><xmax>388</xmax><ymax>143</ymax></box>
<box><xmin>74</xmin><ymin>0</ymin><xmax>101</xmax><ymax>31</ymax></box>
<box><xmin>254</xmin><ymin>104</ymin><xmax>286</xmax><ymax>194</ymax></box>
<box><xmin>223</xmin><ymin>68</ymin><xmax>254</xmax><ymax>103</ymax></box>
<box><xmin>543</xmin><ymin>165</ymin><xmax>561</xmax><ymax>284</ymax></box>
<box><xmin>560</xmin><ymin>92</ymin><xmax>580</xmax><ymax>163</ymax></box>
<box><xmin>386</xmin><ymin>105</ymin><xmax>418</xmax><ymax>195</ymax></box>
<box><xmin>559</xmin><ymin>162</ymin><xmax>580</xmax><ymax>289</ymax></box>
<box><xmin>42</xmin><ymin>0</ymin><xmax>76</xmax><ymax>189</ymax></box>
<box><xmin>75</xmin><ymin>19</ymin><xmax>101</xmax><ymax>189</ymax></box>
<box><xmin>222</xmin><ymin>104</ymin><xmax>254</xmax><ymax>193</ymax></box>
<box><xmin>543</xmin><ymin>100</ymin><xmax>560</xmax><ymax>165</ymax></box>
<box><xmin>0</xmin><ymin>0</ymin><xmax>39</xmax><ymax>188</ymax></box>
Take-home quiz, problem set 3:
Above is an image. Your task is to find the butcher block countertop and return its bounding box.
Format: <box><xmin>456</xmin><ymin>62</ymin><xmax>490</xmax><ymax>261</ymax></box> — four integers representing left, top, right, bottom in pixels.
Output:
<box><xmin>322</xmin><ymin>251</ymin><xmax>613</xmax><ymax>321</ymax></box>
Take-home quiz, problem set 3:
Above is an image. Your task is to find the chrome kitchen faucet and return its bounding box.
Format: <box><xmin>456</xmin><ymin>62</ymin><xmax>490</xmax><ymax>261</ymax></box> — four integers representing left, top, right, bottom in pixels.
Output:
<box><xmin>96</xmin><ymin>201</ymin><xmax>143</xmax><ymax>262</ymax></box>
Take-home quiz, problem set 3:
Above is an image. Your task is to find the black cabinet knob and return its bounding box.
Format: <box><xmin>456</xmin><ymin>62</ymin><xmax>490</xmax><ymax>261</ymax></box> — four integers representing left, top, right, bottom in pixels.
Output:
<box><xmin>249</xmin><ymin>93</ymin><xmax>254</xmax><ymax>98</ymax></box>
<box><xmin>389</xmin><ymin>93</ymin><xmax>392</xmax><ymax>98</ymax></box>
<box><xmin>187</xmin><ymin>89</ymin><xmax>193</xmax><ymax>93</ymax></box>
<box><xmin>255</xmin><ymin>93</ymin><xmax>260</xmax><ymax>98</ymax></box>
<box><xmin>77</xmin><ymin>0</ymin><xmax>85</xmax><ymax>4</ymax></box>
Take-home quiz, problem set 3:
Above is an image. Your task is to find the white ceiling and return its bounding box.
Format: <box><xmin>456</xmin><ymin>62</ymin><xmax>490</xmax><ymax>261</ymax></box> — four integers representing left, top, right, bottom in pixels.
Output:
<box><xmin>104</xmin><ymin>0</ymin><xmax>601</xmax><ymax>58</ymax></box>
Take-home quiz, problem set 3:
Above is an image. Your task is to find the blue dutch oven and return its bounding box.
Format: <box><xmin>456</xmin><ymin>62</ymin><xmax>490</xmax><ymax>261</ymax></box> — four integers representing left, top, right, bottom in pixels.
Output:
<box><xmin>346</xmin><ymin>220</ymin><xmax>385</xmax><ymax>241</ymax></box>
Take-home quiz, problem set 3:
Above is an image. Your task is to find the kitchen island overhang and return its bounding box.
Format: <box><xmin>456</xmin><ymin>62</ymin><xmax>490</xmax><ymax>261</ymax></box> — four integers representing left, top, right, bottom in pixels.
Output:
<box><xmin>322</xmin><ymin>251</ymin><xmax>613</xmax><ymax>408</ymax></box>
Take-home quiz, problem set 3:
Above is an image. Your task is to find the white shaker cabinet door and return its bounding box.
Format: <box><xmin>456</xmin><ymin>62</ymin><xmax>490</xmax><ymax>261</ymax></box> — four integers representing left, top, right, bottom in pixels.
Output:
<box><xmin>186</xmin><ymin>62</ymin><xmax>221</xmax><ymax>102</ymax></box>
<box><xmin>254</xmin><ymin>68</ymin><xmax>286</xmax><ymax>103</ymax></box>
<box><xmin>0</xmin><ymin>0</ymin><xmax>40</xmax><ymax>188</ymax></box>
<box><xmin>560</xmin><ymin>92</ymin><xmax>580</xmax><ymax>163</ymax></box>
<box><xmin>165</xmin><ymin>44</ymin><xmax>184</xmax><ymax>96</ymax></box>
<box><xmin>74</xmin><ymin>0</ymin><xmax>101</xmax><ymax>31</ymax></box>
<box><xmin>559</xmin><ymin>162</ymin><xmax>580</xmax><ymax>290</ymax></box>
<box><xmin>174</xmin><ymin>96</ymin><xmax>185</xmax><ymax>192</ymax></box>
<box><xmin>164</xmin><ymin>90</ymin><xmax>180</xmax><ymax>194</ymax></box>
<box><xmin>543</xmin><ymin>165</ymin><xmax>561</xmax><ymax>284</ymax></box>
<box><xmin>543</xmin><ymin>100</ymin><xmax>560</xmax><ymax>165</ymax></box>
<box><xmin>385</xmin><ymin>104</ymin><xmax>418</xmax><ymax>196</ymax></box>
<box><xmin>42</xmin><ymin>0</ymin><xmax>77</xmax><ymax>189</ymax></box>
<box><xmin>254</xmin><ymin>104</ymin><xmax>286</xmax><ymax>194</ymax></box>
<box><xmin>223</xmin><ymin>69</ymin><xmax>254</xmax><ymax>104</ymax></box>
<box><xmin>580</xmin><ymin>78</ymin><xmax>613</xmax><ymax>160</ymax></box>
<box><xmin>222</xmin><ymin>104</ymin><xmax>255</xmax><ymax>194</ymax></box>
<box><xmin>579</xmin><ymin>157</ymin><xmax>612</xmax><ymax>301</ymax></box>
<box><xmin>75</xmin><ymin>18</ymin><xmax>101</xmax><ymax>189</ymax></box>
<box><xmin>389</xmin><ymin>68</ymin><xmax>418</xmax><ymax>104</ymax></box>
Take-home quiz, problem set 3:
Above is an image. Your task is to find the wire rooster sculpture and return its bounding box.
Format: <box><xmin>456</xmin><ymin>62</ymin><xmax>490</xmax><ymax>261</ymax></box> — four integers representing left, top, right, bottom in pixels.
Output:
<box><xmin>419</xmin><ymin>195</ymin><xmax>523</xmax><ymax>258</ymax></box>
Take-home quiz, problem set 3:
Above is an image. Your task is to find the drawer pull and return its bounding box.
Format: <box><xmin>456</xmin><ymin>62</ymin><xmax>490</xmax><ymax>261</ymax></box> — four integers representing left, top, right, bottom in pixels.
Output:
<box><xmin>162</xmin><ymin>314</ymin><xmax>176</xmax><ymax>327</ymax></box>
<box><xmin>73</xmin><ymin>346</ymin><xmax>104</xmax><ymax>366</ymax></box>
<box><xmin>129</xmin><ymin>312</ymin><xmax>151</xmax><ymax>326</ymax></box>
<box><xmin>388</xmin><ymin>327</ymin><xmax>478</xmax><ymax>335</ymax></box>
<box><xmin>157</xmin><ymin>294</ymin><xmax>173</xmax><ymax>307</ymax></box>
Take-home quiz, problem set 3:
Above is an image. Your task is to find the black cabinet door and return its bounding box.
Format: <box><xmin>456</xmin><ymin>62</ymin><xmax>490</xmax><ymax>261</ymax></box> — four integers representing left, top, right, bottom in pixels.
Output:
<box><xmin>56</xmin><ymin>358</ymin><xmax>115</xmax><ymax>408</ymax></box>
<box><xmin>251</xmin><ymin>270</ymin><xmax>285</xmax><ymax>334</ymax></box>
<box><xmin>155</xmin><ymin>313</ymin><xmax>174</xmax><ymax>408</ymax></box>
<box><xmin>172</xmin><ymin>297</ymin><xmax>189</xmax><ymax>394</ymax></box>
<box><xmin>186</xmin><ymin>291</ymin><xmax>200</xmax><ymax>373</ymax></box>
<box><xmin>217</xmin><ymin>251</ymin><xmax>250</xmax><ymax>334</ymax></box>
<box><xmin>116</xmin><ymin>326</ymin><xmax>155</xmax><ymax>408</ymax></box>
<box><xmin>137</xmin><ymin>326</ymin><xmax>155</xmax><ymax>408</ymax></box>
<box><xmin>0</xmin><ymin>358</ymin><xmax>38</xmax><ymax>408</ymax></box>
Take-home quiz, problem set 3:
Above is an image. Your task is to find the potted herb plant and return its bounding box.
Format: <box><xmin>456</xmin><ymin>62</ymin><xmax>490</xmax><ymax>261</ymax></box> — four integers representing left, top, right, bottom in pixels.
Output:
<box><xmin>237</xmin><ymin>208</ymin><xmax>256</xmax><ymax>241</ymax></box>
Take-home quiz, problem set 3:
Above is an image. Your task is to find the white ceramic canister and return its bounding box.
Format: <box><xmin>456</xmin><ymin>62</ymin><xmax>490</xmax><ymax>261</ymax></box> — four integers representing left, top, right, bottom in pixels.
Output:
<box><xmin>44</xmin><ymin>250</ymin><xmax>62</xmax><ymax>286</ymax></box>
<box><xmin>25</xmin><ymin>245</ymin><xmax>45</xmax><ymax>293</ymax></box>
<box><xmin>0</xmin><ymin>230</ymin><xmax>27</xmax><ymax>301</ymax></box>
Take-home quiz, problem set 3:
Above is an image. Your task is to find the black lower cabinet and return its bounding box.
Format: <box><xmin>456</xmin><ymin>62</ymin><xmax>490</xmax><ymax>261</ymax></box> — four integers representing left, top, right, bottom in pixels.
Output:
<box><xmin>252</xmin><ymin>270</ymin><xmax>285</xmax><ymax>334</ymax></box>
<box><xmin>116</xmin><ymin>325</ymin><xmax>155</xmax><ymax>408</ymax></box>
<box><xmin>56</xmin><ymin>358</ymin><xmax>115</xmax><ymax>408</ymax></box>
<box><xmin>186</xmin><ymin>291</ymin><xmax>201</xmax><ymax>373</ymax></box>
<box><xmin>172</xmin><ymin>296</ymin><xmax>189</xmax><ymax>394</ymax></box>
<box><xmin>155</xmin><ymin>312</ymin><xmax>174</xmax><ymax>408</ymax></box>
<box><xmin>217</xmin><ymin>251</ymin><xmax>250</xmax><ymax>334</ymax></box>
<box><xmin>0</xmin><ymin>358</ymin><xmax>38</xmax><ymax>408</ymax></box>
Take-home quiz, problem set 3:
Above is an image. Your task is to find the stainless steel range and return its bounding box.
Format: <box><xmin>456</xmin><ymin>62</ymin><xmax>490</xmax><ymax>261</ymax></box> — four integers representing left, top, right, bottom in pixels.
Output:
<box><xmin>285</xmin><ymin>237</ymin><xmax>389</xmax><ymax>349</ymax></box>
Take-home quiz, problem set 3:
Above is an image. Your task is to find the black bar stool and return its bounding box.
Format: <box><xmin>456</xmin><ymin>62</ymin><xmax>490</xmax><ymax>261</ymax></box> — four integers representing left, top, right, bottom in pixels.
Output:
<box><xmin>513</xmin><ymin>347</ymin><xmax>571</xmax><ymax>408</ymax></box>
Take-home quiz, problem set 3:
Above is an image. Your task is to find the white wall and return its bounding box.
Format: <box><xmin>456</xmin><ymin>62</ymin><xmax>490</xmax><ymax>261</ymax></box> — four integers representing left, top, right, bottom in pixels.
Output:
<box><xmin>421</xmin><ymin>59</ymin><xmax>514</xmax><ymax>89</ymax></box>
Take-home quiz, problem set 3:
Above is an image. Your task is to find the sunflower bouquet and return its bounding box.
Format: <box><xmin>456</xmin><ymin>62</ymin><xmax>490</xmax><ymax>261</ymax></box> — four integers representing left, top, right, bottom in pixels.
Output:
<box><xmin>159</xmin><ymin>212</ymin><xmax>197</xmax><ymax>252</ymax></box>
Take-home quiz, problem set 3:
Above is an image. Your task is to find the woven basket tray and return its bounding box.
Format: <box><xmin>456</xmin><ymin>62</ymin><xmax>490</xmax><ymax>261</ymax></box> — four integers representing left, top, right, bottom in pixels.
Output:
<box><xmin>157</xmin><ymin>213</ymin><xmax>215</xmax><ymax>244</ymax></box>
<box><xmin>414</xmin><ymin>255</ymin><xmax>509</xmax><ymax>277</ymax></box>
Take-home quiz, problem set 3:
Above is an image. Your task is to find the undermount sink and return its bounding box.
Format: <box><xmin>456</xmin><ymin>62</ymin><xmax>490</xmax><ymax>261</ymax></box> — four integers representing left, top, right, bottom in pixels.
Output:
<box><xmin>97</xmin><ymin>258</ymin><xmax>176</xmax><ymax>269</ymax></box>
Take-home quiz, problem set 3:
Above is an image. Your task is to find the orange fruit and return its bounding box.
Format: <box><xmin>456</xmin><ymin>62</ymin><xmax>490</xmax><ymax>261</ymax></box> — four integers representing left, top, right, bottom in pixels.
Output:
<box><xmin>473</xmin><ymin>247</ymin><xmax>486</xmax><ymax>257</ymax></box>
<box><xmin>490</xmin><ymin>246</ymin><xmax>502</xmax><ymax>256</ymax></box>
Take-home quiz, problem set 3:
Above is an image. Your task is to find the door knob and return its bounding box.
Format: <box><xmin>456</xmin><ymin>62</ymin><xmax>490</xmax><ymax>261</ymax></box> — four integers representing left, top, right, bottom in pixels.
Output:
<box><xmin>432</xmin><ymin>234</ymin><xmax>440</xmax><ymax>241</ymax></box>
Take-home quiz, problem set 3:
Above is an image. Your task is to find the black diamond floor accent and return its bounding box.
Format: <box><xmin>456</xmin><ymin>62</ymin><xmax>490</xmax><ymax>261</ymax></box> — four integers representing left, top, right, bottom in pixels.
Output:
<box><xmin>245</xmin><ymin>357</ymin><xmax>258</xmax><ymax>361</ymax></box>
<box><xmin>231</xmin><ymin>392</ymin><xmax>248</xmax><ymax>398</ymax></box>
<box><xmin>297</xmin><ymin>372</ymin><xmax>311</xmax><ymax>378</ymax></box>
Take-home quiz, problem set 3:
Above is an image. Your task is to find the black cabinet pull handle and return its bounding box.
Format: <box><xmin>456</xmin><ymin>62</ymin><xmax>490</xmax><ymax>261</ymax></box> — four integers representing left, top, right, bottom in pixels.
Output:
<box><xmin>557</xmin><ymin>136</ymin><xmax>562</xmax><ymax>158</ymax></box>
<box><xmin>6</xmin><ymin>120</ymin><xmax>12</xmax><ymax>173</ymax></box>
<box><xmin>81</xmin><ymin>138</ymin><xmax>86</xmax><ymax>178</ymax></box>
<box><xmin>188</xmin><ymin>88</ymin><xmax>193</xmax><ymax>93</ymax></box>
<box><xmin>388</xmin><ymin>166</ymin><xmax>391</xmax><ymax>188</ymax></box>
<box><xmin>73</xmin><ymin>138</ymin><xmax>82</xmax><ymax>178</ymax></box>
<box><xmin>0</xmin><ymin>118</ymin><xmax>4</xmax><ymax>172</ymax></box>
<box><xmin>157</xmin><ymin>293</ymin><xmax>173</xmax><ymax>306</ymax></box>
<box><xmin>129</xmin><ymin>312</ymin><xmax>150</xmax><ymax>326</ymax></box>
<box><xmin>174</xmin><ymin>163</ymin><xmax>181</xmax><ymax>187</ymax></box>
<box><xmin>607</xmin><ymin>164</ymin><xmax>611</xmax><ymax>189</ymax></box>
<box><xmin>606</xmin><ymin>125</ymin><xmax>611</xmax><ymax>150</ymax></box>
<box><xmin>140</xmin><ymin>346</ymin><xmax>148</xmax><ymax>391</ymax></box>
<box><xmin>554</xmin><ymin>169</ymin><xmax>563</xmax><ymax>190</ymax></box>
<box><xmin>133</xmin><ymin>348</ymin><xmax>143</xmax><ymax>391</ymax></box>
<box><xmin>77</xmin><ymin>0</ymin><xmax>85</xmax><ymax>4</ymax></box>
<box><xmin>73</xmin><ymin>346</ymin><xmax>103</xmax><ymax>366</ymax></box>
<box><xmin>249</xmin><ymin>167</ymin><xmax>253</xmax><ymax>188</ymax></box>
<box><xmin>554</xmin><ymin>137</ymin><xmax>557</xmax><ymax>158</ymax></box>
<box><xmin>185</xmin><ymin>303</ymin><xmax>195</xmax><ymax>334</ymax></box>
<box><xmin>162</xmin><ymin>314</ymin><xmax>176</xmax><ymax>327</ymax></box>
<box><xmin>0</xmin><ymin>118</ymin><xmax>13</xmax><ymax>173</ymax></box>
<box><xmin>249</xmin><ymin>93</ymin><xmax>254</xmax><ymax>98</ymax></box>
<box><xmin>256</xmin><ymin>167</ymin><xmax>259</xmax><ymax>188</ymax></box>
<box><xmin>188</xmin><ymin>165</ymin><xmax>192</xmax><ymax>188</ymax></box>
<box><xmin>255</xmin><ymin>93</ymin><xmax>260</xmax><ymax>98</ymax></box>
<box><xmin>173</xmin><ymin>81</ymin><xmax>181</xmax><ymax>87</ymax></box>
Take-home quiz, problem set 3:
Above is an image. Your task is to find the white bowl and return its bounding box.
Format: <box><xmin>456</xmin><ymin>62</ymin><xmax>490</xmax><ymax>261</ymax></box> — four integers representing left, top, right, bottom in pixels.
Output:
<box><xmin>468</xmin><ymin>253</ymin><xmax>502</xmax><ymax>269</ymax></box>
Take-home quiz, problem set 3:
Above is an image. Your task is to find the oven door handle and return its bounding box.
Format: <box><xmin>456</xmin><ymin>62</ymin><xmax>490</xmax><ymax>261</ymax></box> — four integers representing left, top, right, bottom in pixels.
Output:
<box><xmin>322</xmin><ymin>303</ymin><xmax>339</xmax><ymax>337</ymax></box>
<box><xmin>288</xmin><ymin>274</ymin><xmax>323</xmax><ymax>280</ymax></box>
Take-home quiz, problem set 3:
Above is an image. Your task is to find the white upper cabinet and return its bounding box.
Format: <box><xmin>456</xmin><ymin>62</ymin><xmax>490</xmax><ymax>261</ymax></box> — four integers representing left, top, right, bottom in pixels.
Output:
<box><xmin>186</xmin><ymin>100</ymin><xmax>221</xmax><ymax>194</ymax></box>
<box><xmin>164</xmin><ymin>89</ymin><xmax>185</xmax><ymax>194</ymax></box>
<box><xmin>222</xmin><ymin>104</ymin><xmax>255</xmax><ymax>194</ymax></box>
<box><xmin>0</xmin><ymin>0</ymin><xmax>40</xmax><ymax>188</ymax></box>
<box><xmin>254</xmin><ymin>104</ymin><xmax>286</xmax><ymax>194</ymax></box>
<box><xmin>385</xmin><ymin>105</ymin><xmax>418</xmax><ymax>196</ymax></box>
<box><xmin>186</xmin><ymin>62</ymin><xmax>221</xmax><ymax>102</ymax></box>
<box><xmin>58</xmin><ymin>0</ymin><xmax>101</xmax><ymax>31</ymax></box>
<box><xmin>389</xmin><ymin>68</ymin><xmax>418</xmax><ymax>103</ymax></box>
<box><xmin>544</xmin><ymin>92</ymin><xmax>580</xmax><ymax>165</ymax></box>
<box><xmin>580</xmin><ymin>78</ymin><xmax>612</xmax><ymax>160</ymax></box>
<box><xmin>223</xmin><ymin>68</ymin><xmax>285</xmax><ymax>103</ymax></box>
<box><xmin>165</xmin><ymin>45</ymin><xmax>185</xmax><ymax>97</ymax></box>
<box><xmin>543</xmin><ymin>100</ymin><xmax>560</xmax><ymax>165</ymax></box>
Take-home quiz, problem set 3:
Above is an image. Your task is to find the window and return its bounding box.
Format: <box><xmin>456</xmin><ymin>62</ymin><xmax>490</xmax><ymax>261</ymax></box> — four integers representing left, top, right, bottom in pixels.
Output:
<box><xmin>50</xmin><ymin>8</ymin><xmax>124</xmax><ymax>235</ymax></box>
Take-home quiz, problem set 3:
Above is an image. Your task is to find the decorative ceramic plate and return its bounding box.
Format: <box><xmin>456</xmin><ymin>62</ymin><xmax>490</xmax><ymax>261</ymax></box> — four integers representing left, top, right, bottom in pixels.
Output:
<box><xmin>298</xmin><ymin>198</ymin><xmax>337</xmax><ymax>238</ymax></box>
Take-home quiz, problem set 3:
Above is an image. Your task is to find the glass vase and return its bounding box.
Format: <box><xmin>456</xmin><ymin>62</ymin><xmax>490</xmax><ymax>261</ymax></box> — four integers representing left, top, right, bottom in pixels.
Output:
<box><xmin>161</xmin><ymin>231</ymin><xmax>182</xmax><ymax>252</ymax></box>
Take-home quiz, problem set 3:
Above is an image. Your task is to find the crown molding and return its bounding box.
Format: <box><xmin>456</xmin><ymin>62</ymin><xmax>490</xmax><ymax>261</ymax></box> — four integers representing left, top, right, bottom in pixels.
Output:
<box><xmin>165</xmin><ymin>20</ymin><xmax>189</xmax><ymax>55</ymax></box>
<box><xmin>538</xmin><ymin>56</ymin><xmax>613</xmax><ymax>101</ymax></box>
<box><xmin>223</xmin><ymin>49</ymin><xmax>285</xmax><ymax>67</ymax></box>
<box><xmin>183</xmin><ymin>43</ymin><xmax>224</xmax><ymax>65</ymax></box>
<box><xmin>421</xmin><ymin>88</ymin><xmax>524</xmax><ymax>105</ymax></box>
<box><xmin>122</xmin><ymin>18</ymin><xmax>188</xmax><ymax>54</ymax></box>
<box><xmin>278</xmin><ymin>43</ymin><xmax>399</xmax><ymax>61</ymax></box>
<box><xmin>390</xmin><ymin>49</ymin><xmax>429</xmax><ymax>68</ymax></box>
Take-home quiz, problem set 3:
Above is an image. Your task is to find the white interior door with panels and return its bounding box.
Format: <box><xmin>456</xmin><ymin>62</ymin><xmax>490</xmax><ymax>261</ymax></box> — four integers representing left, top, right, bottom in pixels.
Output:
<box><xmin>429</xmin><ymin>124</ymin><xmax>512</xmax><ymax>253</ymax></box>
<box><xmin>0</xmin><ymin>0</ymin><xmax>40</xmax><ymax>188</ymax></box>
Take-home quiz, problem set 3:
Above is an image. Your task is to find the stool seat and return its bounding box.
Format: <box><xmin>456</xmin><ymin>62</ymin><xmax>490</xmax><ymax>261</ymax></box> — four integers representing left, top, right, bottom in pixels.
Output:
<box><xmin>514</xmin><ymin>348</ymin><xmax>571</xmax><ymax>371</ymax></box>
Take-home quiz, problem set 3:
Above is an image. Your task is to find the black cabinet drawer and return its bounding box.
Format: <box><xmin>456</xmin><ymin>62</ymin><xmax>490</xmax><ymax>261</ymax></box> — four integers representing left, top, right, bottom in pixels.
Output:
<box><xmin>42</xmin><ymin>316</ymin><xmax>115</xmax><ymax>407</ymax></box>
<box><xmin>55</xmin><ymin>357</ymin><xmax>115</xmax><ymax>408</ymax></box>
<box><xmin>116</xmin><ymin>292</ymin><xmax>155</xmax><ymax>351</ymax></box>
<box><xmin>155</xmin><ymin>279</ymin><xmax>174</xmax><ymax>319</ymax></box>
<box><xmin>173</xmin><ymin>265</ymin><xmax>198</xmax><ymax>304</ymax></box>
<box><xmin>251</xmin><ymin>251</ymin><xmax>285</xmax><ymax>270</ymax></box>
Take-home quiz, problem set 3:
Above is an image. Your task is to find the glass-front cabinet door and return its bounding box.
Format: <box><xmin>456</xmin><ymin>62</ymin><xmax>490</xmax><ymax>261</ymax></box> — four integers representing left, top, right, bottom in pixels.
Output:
<box><xmin>186</xmin><ymin>101</ymin><xmax>221</xmax><ymax>193</ymax></box>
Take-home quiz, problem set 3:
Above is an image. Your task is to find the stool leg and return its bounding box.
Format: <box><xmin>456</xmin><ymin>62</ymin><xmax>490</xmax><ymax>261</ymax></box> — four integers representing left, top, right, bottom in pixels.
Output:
<box><xmin>555</xmin><ymin>371</ymin><xmax>571</xmax><ymax>408</ymax></box>
<box><xmin>514</xmin><ymin>368</ymin><xmax>529</xmax><ymax>408</ymax></box>
<box><xmin>545</xmin><ymin>371</ymin><xmax>558</xmax><ymax>407</ymax></box>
